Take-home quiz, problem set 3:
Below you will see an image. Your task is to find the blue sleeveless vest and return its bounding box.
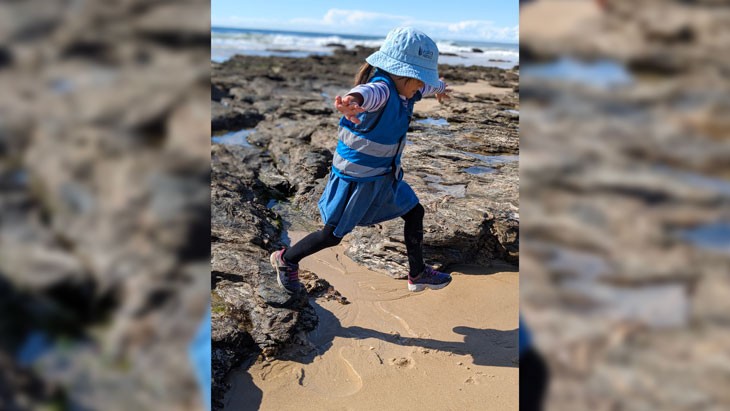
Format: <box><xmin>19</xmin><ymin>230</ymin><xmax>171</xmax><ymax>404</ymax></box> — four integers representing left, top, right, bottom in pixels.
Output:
<box><xmin>332</xmin><ymin>70</ymin><xmax>420</xmax><ymax>182</ymax></box>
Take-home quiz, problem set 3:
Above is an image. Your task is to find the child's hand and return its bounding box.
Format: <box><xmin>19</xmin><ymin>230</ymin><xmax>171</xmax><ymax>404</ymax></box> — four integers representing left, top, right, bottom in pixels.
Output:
<box><xmin>435</xmin><ymin>77</ymin><xmax>452</xmax><ymax>104</ymax></box>
<box><xmin>335</xmin><ymin>94</ymin><xmax>365</xmax><ymax>124</ymax></box>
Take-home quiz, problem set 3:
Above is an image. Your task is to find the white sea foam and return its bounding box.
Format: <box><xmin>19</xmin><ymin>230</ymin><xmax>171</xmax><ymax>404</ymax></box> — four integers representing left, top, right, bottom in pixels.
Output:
<box><xmin>212</xmin><ymin>28</ymin><xmax>518</xmax><ymax>68</ymax></box>
<box><xmin>212</xmin><ymin>31</ymin><xmax>381</xmax><ymax>54</ymax></box>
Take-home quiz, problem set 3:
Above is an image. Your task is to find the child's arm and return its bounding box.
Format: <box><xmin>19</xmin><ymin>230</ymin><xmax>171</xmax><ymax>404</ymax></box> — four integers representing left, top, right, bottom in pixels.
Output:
<box><xmin>334</xmin><ymin>82</ymin><xmax>390</xmax><ymax>124</ymax></box>
<box><xmin>420</xmin><ymin>78</ymin><xmax>452</xmax><ymax>103</ymax></box>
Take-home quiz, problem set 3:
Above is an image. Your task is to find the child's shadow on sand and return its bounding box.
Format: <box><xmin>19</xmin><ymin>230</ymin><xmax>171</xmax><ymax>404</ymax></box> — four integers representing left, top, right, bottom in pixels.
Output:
<box><xmin>299</xmin><ymin>300</ymin><xmax>518</xmax><ymax>368</ymax></box>
<box><xmin>230</xmin><ymin>301</ymin><xmax>517</xmax><ymax>410</ymax></box>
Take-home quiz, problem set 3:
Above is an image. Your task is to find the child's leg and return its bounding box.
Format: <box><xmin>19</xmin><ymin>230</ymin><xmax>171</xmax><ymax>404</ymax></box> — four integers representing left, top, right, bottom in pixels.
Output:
<box><xmin>283</xmin><ymin>224</ymin><xmax>342</xmax><ymax>264</ymax></box>
<box><xmin>401</xmin><ymin>203</ymin><xmax>452</xmax><ymax>291</ymax></box>
<box><xmin>273</xmin><ymin>225</ymin><xmax>342</xmax><ymax>293</ymax></box>
<box><xmin>401</xmin><ymin>203</ymin><xmax>426</xmax><ymax>277</ymax></box>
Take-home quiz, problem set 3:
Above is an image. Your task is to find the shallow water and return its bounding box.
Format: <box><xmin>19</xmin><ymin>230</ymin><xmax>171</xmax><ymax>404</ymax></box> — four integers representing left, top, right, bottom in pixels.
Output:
<box><xmin>680</xmin><ymin>222</ymin><xmax>730</xmax><ymax>254</ymax></box>
<box><xmin>462</xmin><ymin>166</ymin><xmax>496</xmax><ymax>175</ymax></box>
<box><xmin>320</xmin><ymin>92</ymin><xmax>330</xmax><ymax>99</ymax></box>
<box><xmin>566</xmin><ymin>280</ymin><xmax>689</xmax><ymax>328</ymax></box>
<box><xmin>212</xmin><ymin>129</ymin><xmax>254</xmax><ymax>146</ymax></box>
<box><xmin>522</xmin><ymin>57</ymin><xmax>633</xmax><ymax>89</ymax></box>
<box><xmin>547</xmin><ymin>246</ymin><xmax>689</xmax><ymax>327</ymax></box>
<box><xmin>415</xmin><ymin>117</ymin><xmax>449</xmax><ymax>127</ymax></box>
<box><xmin>423</xmin><ymin>174</ymin><xmax>466</xmax><ymax>198</ymax></box>
<box><xmin>654</xmin><ymin>165</ymin><xmax>730</xmax><ymax>198</ymax></box>
<box><xmin>462</xmin><ymin>152</ymin><xmax>519</xmax><ymax>166</ymax></box>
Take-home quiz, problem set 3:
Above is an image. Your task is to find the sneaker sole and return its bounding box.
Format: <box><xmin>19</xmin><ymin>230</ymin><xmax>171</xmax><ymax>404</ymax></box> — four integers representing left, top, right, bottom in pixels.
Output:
<box><xmin>408</xmin><ymin>278</ymin><xmax>452</xmax><ymax>292</ymax></box>
<box><xmin>270</xmin><ymin>252</ymin><xmax>294</xmax><ymax>294</ymax></box>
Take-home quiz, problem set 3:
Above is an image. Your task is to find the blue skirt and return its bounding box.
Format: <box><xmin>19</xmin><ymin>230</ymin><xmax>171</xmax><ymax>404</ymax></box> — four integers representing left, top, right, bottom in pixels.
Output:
<box><xmin>318</xmin><ymin>171</ymin><xmax>419</xmax><ymax>238</ymax></box>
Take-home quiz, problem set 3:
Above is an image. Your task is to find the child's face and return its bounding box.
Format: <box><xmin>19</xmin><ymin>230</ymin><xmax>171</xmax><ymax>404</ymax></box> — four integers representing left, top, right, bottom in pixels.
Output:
<box><xmin>393</xmin><ymin>77</ymin><xmax>424</xmax><ymax>98</ymax></box>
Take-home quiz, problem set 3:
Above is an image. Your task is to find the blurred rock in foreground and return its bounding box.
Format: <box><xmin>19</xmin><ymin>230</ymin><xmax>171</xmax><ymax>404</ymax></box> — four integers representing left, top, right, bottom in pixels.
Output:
<box><xmin>521</xmin><ymin>0</ymin><xmax>730</xmax><ymax>409</ymax></box>
<box><xmin>0</xmin><ymin>0</ymin><xmax>211</xmax><ymax>409</ymax></box>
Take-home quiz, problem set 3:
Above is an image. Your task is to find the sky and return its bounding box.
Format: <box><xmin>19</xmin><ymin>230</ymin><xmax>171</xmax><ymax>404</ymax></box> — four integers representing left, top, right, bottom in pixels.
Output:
<box><xmin>211</xmin><ymin>0</ymin><xmax>519</xmax><ymax>44</ymax></box>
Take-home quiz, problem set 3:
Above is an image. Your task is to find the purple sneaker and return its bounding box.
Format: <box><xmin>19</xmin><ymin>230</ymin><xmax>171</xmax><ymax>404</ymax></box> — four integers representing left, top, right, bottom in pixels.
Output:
<box><xmin>270</xmin><ymin>249</ymin><xmax>301</xmax><ymax>294</ymax></box>
<box><xmin>408</xmin><ymin>265</ymin><xmax>452</xmax><ymax>292</ymax></box>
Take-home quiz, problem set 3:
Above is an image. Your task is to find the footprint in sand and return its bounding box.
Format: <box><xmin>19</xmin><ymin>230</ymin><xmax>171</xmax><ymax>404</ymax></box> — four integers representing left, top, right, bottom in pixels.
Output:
<box><xmin>465</xmin><ymin>377</ymin><xmax>476</xmax><ymax>384</ymax></box>
<box><xmin>388</xmin><ymin>357</ymin><xmax>415</xmax><ymax>369</ymax></box>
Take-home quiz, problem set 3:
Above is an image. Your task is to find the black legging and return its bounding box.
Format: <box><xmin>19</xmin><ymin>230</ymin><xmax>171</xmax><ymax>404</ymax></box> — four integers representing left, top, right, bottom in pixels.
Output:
<box><xmin>520</xmin><ymin>347</ymin><xmax>550</xmax><ymax>411</ymax></box>
<box><xmin>283</xmin><ymin>224</ymin><xmax>343</xmax><ymax>263</ymax></box>
<box><xmin>401</xmin><ymin>203</ymin><xmax>425</xmax><ymax>276</ymax></box>
<box><xmin>283</xmin><ymin>203</ymin><xmax>426</xmax><ymax>277</ymax></box>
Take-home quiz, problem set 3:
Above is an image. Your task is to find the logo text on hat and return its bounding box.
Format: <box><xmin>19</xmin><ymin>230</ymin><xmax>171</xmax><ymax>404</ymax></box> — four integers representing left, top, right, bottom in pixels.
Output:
<box><xmin>418</xmin><ymin>47</ymin><xmax>433</xmax><ymax>59</ymax></box>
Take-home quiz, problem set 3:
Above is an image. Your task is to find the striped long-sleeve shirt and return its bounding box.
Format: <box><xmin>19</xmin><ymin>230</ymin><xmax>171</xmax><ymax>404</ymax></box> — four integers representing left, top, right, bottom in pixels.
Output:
<box><xmin>347</xmin><ymin>80</ymin><xmax>447</xmax><ymax>112</ymax></box>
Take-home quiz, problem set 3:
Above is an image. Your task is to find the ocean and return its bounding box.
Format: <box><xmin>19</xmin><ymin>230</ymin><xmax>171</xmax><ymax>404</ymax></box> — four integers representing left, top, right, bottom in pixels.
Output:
<box><xmin>211</xmin><ymin>27</ymin><xmax>519</xmax><ymax>69</ymax></box>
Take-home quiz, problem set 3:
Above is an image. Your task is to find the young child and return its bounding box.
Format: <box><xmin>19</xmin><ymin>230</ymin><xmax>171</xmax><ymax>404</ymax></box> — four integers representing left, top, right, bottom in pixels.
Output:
<box><xmin>271</xmin><ymin>27</ymin><xmax>452</xmax><ymax>294</ymax></box>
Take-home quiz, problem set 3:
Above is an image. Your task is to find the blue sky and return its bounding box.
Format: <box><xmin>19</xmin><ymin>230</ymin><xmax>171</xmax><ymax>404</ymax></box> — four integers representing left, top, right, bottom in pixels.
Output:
<box><xmin>211</xmin><ymin>0</ymin><xmax>519</xmax><ymax>43</ymax></box>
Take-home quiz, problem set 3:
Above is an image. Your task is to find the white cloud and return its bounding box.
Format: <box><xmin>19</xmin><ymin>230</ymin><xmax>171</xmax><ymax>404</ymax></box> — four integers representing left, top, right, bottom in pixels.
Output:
<box><xmin>321</xmin><ymin>9</ymin><xmax>410</xmax><ymax>26</ymax></box>
<box><xmin>289</xmin><ymin>9</ymin><xmax>414</xmax><ymax>35</ymax></box>
<box><xmin>216</xmin><ymin>15</ymin><xmax>278</xmax><ymax>26</ymax></box>
<box><xmin>214</xmin><ymin>9</ymin><xmax>518</xmax><ymax>43</ymax></box>
<box><xmin>413</xmin><ymin>19</ymin><xmax>519</xmax><ymax>43</ymax></box>
<box><xmin>427</xmin><ymin>20</ymin><xmax>519</xmax><ymax>43</ymax></box>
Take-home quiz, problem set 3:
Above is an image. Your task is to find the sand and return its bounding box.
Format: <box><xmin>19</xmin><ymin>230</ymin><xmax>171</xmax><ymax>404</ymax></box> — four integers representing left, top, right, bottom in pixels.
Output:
<box><xmin>416</xmin><ymin>81</ymin><xmax>514</xmax><ymax>113</ymax></box>
<box><xmin>223</xmin><ymin>232</ymin><xmax>519</xmax><ymax>410</ymax></box>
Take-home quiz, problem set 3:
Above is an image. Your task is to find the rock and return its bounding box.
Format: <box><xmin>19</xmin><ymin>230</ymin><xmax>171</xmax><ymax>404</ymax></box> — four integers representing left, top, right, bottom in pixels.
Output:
<box><xmin>300</xmin><ymin>271</ymin><xmax>350</xmax><ymax>304</ymax></box>
<box><xmin>211</xmin><ymin>101</ymin><xmax>265</xmax><ymax>131</ymax></box>
<box><xmin>212</xmin><ymin>84</ymin><xmax>229</xmax><ymax>102</ymax></box>
<box><xmin>0</xmin><ymin>47</ymin><xmax>12</xmax><ymax>68</ymax></box>
<box><xmin>489</xmin><ymin>79</ymin><xmax>512</xmax><ymax>88</ymax></box>
<box><xmin>211</xmin><ymin>298</ymin><xmax>257</xmax><ymax>409</ymax></box>
<box><xmin>211</xmin><ymin>140</ymin><xmax>321</xmax><ymax>406</ymax></box>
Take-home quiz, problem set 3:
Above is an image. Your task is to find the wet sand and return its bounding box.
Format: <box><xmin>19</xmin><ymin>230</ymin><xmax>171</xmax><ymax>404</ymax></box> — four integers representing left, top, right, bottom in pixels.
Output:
<box><xmin>224</xmin><ymin>232</ymin><xmax>519</xmax><ymax>410</ymax></box>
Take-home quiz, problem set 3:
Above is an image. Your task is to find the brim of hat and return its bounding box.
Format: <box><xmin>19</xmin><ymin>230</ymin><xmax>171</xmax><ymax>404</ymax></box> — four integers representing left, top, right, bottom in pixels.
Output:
<box><xmin>366</xmin><ymin>51</ymin><xmax>440</xmax><ymax>88</ymax></box>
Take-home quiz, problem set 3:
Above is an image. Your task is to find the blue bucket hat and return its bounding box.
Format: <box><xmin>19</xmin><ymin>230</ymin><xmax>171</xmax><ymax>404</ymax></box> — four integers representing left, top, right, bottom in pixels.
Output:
<box><xmin>366</xmin><ymin>27</ymin><xmax>440</xmax><ymax>88</ymax></box>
